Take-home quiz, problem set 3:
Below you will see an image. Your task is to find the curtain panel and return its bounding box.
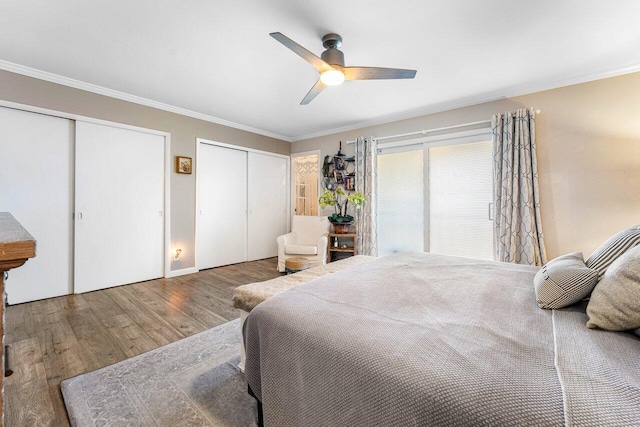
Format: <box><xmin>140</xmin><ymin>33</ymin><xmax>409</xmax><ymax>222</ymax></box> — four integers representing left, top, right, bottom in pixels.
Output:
<box><xmin>354</xmin><ymin>136</ymin><xmax>378</xmax><ymax>256</ymax></box>
<box><xmin>492</xmin><ymin>108</ymin><xmax>547</xmax><ymax>266</ymax></box>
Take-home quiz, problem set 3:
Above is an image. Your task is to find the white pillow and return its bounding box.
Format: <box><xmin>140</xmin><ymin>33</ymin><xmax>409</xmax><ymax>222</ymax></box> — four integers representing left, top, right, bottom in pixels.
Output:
<box><xmin>534</xmin><ymin>252</ymin><xmax>599</xmax><ymax>309</ymax></box>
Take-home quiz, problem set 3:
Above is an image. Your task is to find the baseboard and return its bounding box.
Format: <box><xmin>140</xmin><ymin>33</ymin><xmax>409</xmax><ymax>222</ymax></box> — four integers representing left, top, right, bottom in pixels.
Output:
<box><xmin>165</xmin><ymin>267</ymin><xmax>199</xmax><ymax>278</ymax></box>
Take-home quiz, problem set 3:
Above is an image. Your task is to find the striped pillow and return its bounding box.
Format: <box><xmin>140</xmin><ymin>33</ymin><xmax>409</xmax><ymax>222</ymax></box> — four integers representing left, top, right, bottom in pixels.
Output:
<box><xmin>534</xmin><ymin>252</ymin><xmax>599</xmax><ymax>309</ymax></box>
<box><xmin>586</xmin><ymin>245</ymin><xmax>640</xmax><ymax>331</ymax></box>
<box><xmin>586</xmin><ymin>225</ymin><xmax>640</xmax><ymax>278</ymax></box>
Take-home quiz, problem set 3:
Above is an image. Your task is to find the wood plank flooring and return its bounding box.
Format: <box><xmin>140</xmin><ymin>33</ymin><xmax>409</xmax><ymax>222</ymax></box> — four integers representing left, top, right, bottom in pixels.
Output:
<box><xmin>4</xmin><ymin>257</ymin><xmax>280</xmax><ymax>426</ymax></box>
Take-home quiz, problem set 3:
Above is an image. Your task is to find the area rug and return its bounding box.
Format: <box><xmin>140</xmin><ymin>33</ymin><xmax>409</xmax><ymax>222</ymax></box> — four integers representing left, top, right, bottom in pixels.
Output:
<box><xmin>61</xmin><ymin>319</ymin><xmax>258</xmax><ymax>426</ymax></box>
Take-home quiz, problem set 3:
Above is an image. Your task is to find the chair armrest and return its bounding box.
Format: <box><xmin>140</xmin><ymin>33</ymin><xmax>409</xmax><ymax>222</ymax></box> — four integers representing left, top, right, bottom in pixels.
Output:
<box><xmin>316</xmin><ymin>234</ymin><xmax>329</xmax><ymax>252</ymax></box>
<box><xmin>277</xmin><ymin>232</ymin><xmax>296</xmax><ymax>246</ymax></box>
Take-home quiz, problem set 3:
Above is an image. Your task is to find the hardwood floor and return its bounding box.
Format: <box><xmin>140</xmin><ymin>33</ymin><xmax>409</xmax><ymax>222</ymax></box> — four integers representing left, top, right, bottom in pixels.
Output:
<box><xmin>4</xmin><ymin>258</ymin><xmax>281</xmax><ymax>426</ymax></box>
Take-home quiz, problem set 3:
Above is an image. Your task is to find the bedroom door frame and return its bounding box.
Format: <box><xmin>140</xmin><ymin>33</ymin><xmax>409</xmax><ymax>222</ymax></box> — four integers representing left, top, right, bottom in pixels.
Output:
<box><xmin>0</xmin><ymin>99</ymin><xmax>173</xmax><ymax>280</ymax></box>
<box><xmin>194</xmin><ymin>138</ymin><xmax>291</xmax><ymax>270</ymax></box>
<box><xmin>377</xmin><ymin>127</ymin><xmax>493</xmax><ymax>255</ymax></box>
<box><xmin>290</xmin><ymin>150</ymin><xmax>322</xmax><ymax>219</ymax></box>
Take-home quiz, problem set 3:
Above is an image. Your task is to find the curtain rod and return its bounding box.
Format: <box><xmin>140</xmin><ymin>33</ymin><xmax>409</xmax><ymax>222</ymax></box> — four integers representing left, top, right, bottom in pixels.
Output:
<box><xmin>345</xmin><ymin>109</ymin><xmax>541</xmax><ymax>144</ymax></box>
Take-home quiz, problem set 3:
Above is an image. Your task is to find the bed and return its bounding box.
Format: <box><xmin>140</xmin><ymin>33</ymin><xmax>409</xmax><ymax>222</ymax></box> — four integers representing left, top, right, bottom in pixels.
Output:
<box><xmin>243</xmin><ymin>251</ymin><xmax>640</xmax><ymax>426</ymax></box>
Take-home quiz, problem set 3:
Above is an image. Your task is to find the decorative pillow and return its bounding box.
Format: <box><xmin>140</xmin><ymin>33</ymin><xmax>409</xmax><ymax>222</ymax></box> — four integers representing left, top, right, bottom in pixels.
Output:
<box><xmin>585</xmin><ymin>225</ymin><xmax>640</xmax><ymax>278</ymax></box>
<box><xmin>534</xmin><ymin>252</ymin><xmax>599</xmax><ymax>309</ymax></box>
<box><xmin>586</xmin><ymin>245</ymin><xmax>640</xmax><ymax>331</ymax></box>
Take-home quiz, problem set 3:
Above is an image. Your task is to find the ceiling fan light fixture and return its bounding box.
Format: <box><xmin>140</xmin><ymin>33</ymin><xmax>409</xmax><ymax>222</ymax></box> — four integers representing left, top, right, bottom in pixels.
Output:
<box><xmin>269</xmin><ymin>32</ymin><xmax>416</xmax><ymax>104</ymax></box>
<box><xmin>320</xmin><ymin>69</ymin><xmax>345</xmax><ymax>86</ymax></box>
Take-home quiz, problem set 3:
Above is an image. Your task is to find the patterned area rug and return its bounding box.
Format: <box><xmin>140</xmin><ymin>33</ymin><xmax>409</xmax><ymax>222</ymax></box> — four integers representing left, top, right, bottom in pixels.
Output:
<box><xmin>61</xmin><ymin>319</ymin><xmax>258</xmax><ymax>426</ymax></box>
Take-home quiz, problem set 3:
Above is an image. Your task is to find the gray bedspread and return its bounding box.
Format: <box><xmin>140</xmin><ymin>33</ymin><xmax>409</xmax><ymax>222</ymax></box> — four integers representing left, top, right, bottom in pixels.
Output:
<box><xmin>244</xmin><ymin>252</ymin><xmax>640</xmax><ymax>426</ymax></box>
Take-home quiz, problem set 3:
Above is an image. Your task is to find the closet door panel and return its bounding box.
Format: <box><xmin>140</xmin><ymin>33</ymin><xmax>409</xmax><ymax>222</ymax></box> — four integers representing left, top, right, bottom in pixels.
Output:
<box><xmin>248</xmin><ymin>153</ymin><xmax>288</xmax><ymax>261</ymax></box>
<box><xmin>0</xmin><ymin>107</ymin><xmax>74</xmax><ymax>304</ymax></box>
<box><xmin>75</xmin><ymin>122</ymin><xmax>164</xmax><ymax>293</ymax></box>
<box><xmin>197</xmin><ymin>144</ymin><xmax>247</xmax><ymax>269</ymax></box>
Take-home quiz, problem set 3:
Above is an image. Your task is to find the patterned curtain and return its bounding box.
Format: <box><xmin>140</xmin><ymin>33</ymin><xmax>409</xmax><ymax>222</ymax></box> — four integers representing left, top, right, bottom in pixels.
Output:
<box><xmin>355</xmin><ymin>136</ymin><xmax>378</xmax><ymax>256</ymax></box>
<box><xmin>492</xmin><ymin>108</ymin><xmax>547</xmax><ymax>266</ymax></box>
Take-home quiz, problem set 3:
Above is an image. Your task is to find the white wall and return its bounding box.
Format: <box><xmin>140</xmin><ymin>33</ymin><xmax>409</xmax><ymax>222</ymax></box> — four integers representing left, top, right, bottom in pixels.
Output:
<box><xmin>292</xmin><ymin>72</ymin><xmax>640</xmax><ymax>260</ymax></box>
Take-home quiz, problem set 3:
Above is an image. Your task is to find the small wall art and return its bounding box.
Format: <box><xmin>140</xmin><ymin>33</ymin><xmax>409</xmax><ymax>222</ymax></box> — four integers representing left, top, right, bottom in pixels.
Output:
<box><xmin>176</xmin><ymin>156</ymin><xmax>192</xmax><ymax>174</ymax></box>
<box><xmin>344</xmin><ymin>175</ymin><xmax>355</xmax><ymax>191</ymax></box>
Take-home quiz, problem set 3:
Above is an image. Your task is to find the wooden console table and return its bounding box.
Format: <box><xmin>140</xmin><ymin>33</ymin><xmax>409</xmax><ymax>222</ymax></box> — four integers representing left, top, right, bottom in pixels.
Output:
<box><xmin>0</xmin><ymin>213</ymin><xmax>36</xmax><ymax>426</ymax></box>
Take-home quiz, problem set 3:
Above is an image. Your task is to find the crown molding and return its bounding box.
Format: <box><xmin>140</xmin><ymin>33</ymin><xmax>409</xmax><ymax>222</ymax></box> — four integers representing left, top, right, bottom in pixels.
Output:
<box><xmin>0</xmin><ymin>60</ymin><xmax>293</xmax><ymax>142</ymax></box>
<box><xmin>2</xmin><ymin>58</ymin><xmax>639</xmax><ymax>144</ymax></box>
<box><xmin>291</xmin><ymin>62</ymin><xmax>640</xmax><ymax>142</ymax></box>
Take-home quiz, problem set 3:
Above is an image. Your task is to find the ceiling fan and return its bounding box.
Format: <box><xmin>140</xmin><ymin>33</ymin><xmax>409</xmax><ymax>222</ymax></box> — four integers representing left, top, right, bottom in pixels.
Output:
<box><xmin>270</xmin><ymin>32</ymin><xmax>417</xmax><ymax>105</ymax></box>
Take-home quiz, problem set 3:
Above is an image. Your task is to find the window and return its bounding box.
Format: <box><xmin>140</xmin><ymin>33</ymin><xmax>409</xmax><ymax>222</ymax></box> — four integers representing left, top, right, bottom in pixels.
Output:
<box><xmin>292</xmin><ymin>153</ymin><xmax>320</xmax><ymax>216</ymax></box>
<box><xmin>428</xmin><ymin>141</ymin><xmax>493</xmax><ymax>259</ymax></box>
<box><xmin>377</xmin><ymin>148</ymin><xmax>424</xmax><ymax>256</ymax></box>
<box><xmin>377</xmin><ymin>130</ymin><xmax>494</xmax><ymax>260</ymax></box>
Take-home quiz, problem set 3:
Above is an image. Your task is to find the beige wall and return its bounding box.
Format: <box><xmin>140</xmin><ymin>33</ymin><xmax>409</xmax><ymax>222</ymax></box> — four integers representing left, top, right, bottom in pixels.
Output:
<box><xmin>293</xmin><ymin>72</ymin><xmax>640</xmax><ymax>260</ymax></box>
<box><xmin>3</xmin><ymin>68</ymin><xmax>638</xmax><ymax>267</ymax></box>
<box><xmin>0</xmin><ymin>70</ymin><xmax>290</xmax><ymax>270</ymax></box>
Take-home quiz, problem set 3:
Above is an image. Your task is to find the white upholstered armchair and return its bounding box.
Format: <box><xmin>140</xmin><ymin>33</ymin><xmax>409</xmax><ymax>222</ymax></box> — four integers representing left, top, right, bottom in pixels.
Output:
<box><xmin>277</xmin><ymin>216</ymin><xmax>331</xmax><ymax>272</ymax></box>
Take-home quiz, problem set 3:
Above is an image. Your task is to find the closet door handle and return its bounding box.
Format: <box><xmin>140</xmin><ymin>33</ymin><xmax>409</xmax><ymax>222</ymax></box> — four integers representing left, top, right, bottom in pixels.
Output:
<box><xmin>488</xmin><ymin>203</ymin><xmax>494</xmax><ymax>221</ymax></box>
<box><xmin>77</xmin><ymin>212</ymin><xmax>83</xmax><ymax>220</ymax></box>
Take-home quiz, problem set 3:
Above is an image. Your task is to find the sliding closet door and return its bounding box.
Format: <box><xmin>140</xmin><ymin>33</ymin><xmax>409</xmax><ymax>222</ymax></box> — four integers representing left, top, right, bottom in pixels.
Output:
<box><xmin>197</xmin><ymin>143</ymin><xmax>248</xmax><ymax>269</ymax></box>
<box><xmin>0</xmin><ymin>107</ymin><xmax>74</xmax><ymax>304</ymax></box>
<box><xmin>75</xmin><ymin>122</ymin><xmax>165</xmax><ymax>293</ymax></box>
<box><xmin>248</xmin><ymin>152</ymin><xmax>288</xmax><ymax>261</ymax></box>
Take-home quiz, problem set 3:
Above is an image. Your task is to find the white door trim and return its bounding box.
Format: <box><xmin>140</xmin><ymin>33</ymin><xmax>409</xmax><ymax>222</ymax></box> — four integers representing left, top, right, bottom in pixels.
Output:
<box><xmin>290</xmin><ymin>150</ymin><xmax>322</xmax><ymax>220</ymax></box>
<box><xmin>197</xmin><ymin>138</ymin><xmax>290</xmax><ymax>159</ymax></box>
<box><xmin>0</xmin><ymin>99</ymin><xmax>172</xmax><ymax>280</ymax></box>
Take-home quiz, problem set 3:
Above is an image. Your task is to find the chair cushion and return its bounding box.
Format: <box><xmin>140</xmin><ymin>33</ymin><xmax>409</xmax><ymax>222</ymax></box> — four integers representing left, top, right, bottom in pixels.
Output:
<box><xmin>291</xmin><ymin>215</ymin><xmax>331</xmax><ymax>245</ymax></box>
<box><xmin>284</xmin><ymin>244</ymin><xmax>318</xmax><ymax>255</ymax></box>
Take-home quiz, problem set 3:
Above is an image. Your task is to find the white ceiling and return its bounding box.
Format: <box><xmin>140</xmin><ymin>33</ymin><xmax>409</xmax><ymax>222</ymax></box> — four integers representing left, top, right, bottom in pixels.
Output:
<box><xmin>1</xmin><ymin>0</ymin><xmax>640</xmax><ymax>141</ymax></box>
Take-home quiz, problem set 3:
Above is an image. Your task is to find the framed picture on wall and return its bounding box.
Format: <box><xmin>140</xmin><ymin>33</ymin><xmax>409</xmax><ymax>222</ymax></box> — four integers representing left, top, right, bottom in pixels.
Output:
<box><xmin>345</xmin><ymin>176</ymin><xmax>355</xmax><ymax>191</ymax></box>
<box><xmin>176</xmin><ymin>156</ymin><xmax>192</xmax><ymax>174</ymax></box>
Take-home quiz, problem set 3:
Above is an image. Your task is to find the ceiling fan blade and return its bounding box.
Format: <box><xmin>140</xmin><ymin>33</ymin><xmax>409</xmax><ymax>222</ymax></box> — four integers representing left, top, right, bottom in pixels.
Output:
<box><xmin>270</xmin><ymin>32</ymin><xmax>332</xmax><ymax>73</ymax></box>
<box><xmin>301</xmin><ymin>80</ymin><xmax>326</xmax><ymax>105</ymax></box>
<box><xmin>344</xmin><ymin>67</ymin><xmax>417</xmax><ymax>80</ymax></box>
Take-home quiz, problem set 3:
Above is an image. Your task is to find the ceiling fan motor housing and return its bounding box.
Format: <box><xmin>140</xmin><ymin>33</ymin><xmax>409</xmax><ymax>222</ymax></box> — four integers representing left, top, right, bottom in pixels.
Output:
<box><xmin>321</xmin><ymin>33</ymin><xmax>345</xmax><ymax>67</ymax></box>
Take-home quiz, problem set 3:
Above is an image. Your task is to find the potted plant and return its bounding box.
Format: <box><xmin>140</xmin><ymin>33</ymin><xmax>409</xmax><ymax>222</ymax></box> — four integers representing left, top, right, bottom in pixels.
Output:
<box><xmin>319</xmin><ymin>186</ymin><xmax>366</xmax><ymax>233</ymax></box>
